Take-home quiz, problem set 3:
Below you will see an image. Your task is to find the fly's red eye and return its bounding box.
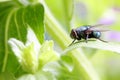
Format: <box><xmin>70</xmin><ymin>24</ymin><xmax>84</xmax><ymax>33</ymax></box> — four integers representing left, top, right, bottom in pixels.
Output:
<box><xmin>70</xmin><ymin>29</ymin><xmax>74</xmax><ymax>39</ymax></box>
<box><xmin>70</xmin><ymin>29</ymin><xmax>77</xmax><ymax>39</ymax></box>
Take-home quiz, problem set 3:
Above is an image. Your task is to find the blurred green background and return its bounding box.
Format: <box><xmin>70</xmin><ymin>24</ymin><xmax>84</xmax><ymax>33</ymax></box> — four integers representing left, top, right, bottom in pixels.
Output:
<box><xmin>45</xmin><ymin>0</ymin><xmax>120</xmax><ymax>80</ymax></box>
<box><xmin>0</xmin><ymin>0</ymin><xmax>120</xmax><ymax>80</ymax></box>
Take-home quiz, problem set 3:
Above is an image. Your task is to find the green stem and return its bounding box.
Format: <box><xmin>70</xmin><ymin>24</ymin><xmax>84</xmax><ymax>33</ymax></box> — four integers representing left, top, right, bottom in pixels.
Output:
<box><xmin>40</xmin><ymin>0</ymin><xmax>100</xmax><ymax>80</ymax></box>
<box><xmin>2</xmin><ymin>9</ymin><xmax>14</xmax><ymax>72</ymax></box>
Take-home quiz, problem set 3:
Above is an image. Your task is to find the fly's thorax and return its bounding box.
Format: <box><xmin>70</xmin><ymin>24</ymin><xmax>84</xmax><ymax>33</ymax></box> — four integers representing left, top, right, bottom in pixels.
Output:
<box><xmin>76</xmin><ymin>25</ymin><xmax>90</xmax><ymax>32</ymax></box>
<box><xmin>75</xmin><ymin>26</ymin><xmax>90</xmax><ymax>39</ymax></box>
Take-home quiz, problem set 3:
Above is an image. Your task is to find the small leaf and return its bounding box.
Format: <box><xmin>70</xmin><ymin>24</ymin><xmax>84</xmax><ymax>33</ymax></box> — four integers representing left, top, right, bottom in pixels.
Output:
<box><xmin>39</xmin><ymin>41</ymin><xmax>59</xmax><ymax>68</ymax></box>
<box><xmin>8</xmin><ymin>27</ymin><xmax>41</xmax><ymax>73</ymax></box>
<box><xmin>43</xmin><ymin>61</ymin><xmax>80</xmax><ymax>80</ymax></box>
<box><xmin>63</xmin><ymin>40</ymin><xmax>120</xmax><ymax>54</ymax></box>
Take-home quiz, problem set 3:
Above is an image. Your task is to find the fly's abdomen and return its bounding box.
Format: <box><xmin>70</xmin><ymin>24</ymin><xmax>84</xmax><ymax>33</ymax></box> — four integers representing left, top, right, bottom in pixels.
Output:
<box><xmin>92</xmin><ymin>31</ymin><xmax>101</xmax><ymax>38</ymax></box>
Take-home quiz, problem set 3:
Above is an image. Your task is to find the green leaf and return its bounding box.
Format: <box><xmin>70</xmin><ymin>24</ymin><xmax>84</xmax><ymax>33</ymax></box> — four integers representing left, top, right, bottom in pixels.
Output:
<box><xmin>23</xmin><ymin>3</ymin><xmax>44</xmax><ymax>43</ymax></box>
<box><xmin>8</xmin><ymin>27</ymin><xmax>41</xmax><ymax>73</ymax></box>
<box><xmin>0</xmin><ymin>72</ymin><xmax>16</xmax><ymax>80</ymax></box>
<box><xmin>63</xmin><ymin>40</ymin><xmax>120</xmax><ymax>54</ymax></box>
<box><xmin>0</xmin><ymin>1</ymin><xmax>44</xmax><ymax>72</ymax></box>
<box><xmin>43</xmin><ymin>60</ymin><xmax>80</xmax><ymax>80</ymax></box>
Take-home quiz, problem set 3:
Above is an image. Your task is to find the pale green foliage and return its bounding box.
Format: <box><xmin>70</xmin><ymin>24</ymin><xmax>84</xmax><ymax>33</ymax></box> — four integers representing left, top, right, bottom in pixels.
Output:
<box><xmin>39</xmin><ymin>41</ymin><xmax>59</xmax><ymax>67</ymax></box>
<box><xmin>8</xmin><ymin>27</ymin><xmax>59</xmax><ymax>74</ymax></box>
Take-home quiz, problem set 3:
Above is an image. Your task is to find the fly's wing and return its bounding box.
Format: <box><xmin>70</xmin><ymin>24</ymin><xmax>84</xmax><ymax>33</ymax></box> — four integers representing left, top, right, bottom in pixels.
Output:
<box><xmin>94</xmin><ymin>30</ymin><xmax>110</xmax><ymax>32</ymax></box>
<box><xmin>90</xmin><ymin>24</ymin><xmax>104</xmax><ymax>28</ymax></box>
<box><xmin>89</xmin><ymin>24</ymin><xmax>111</xmax><ymax>32</ymax></box>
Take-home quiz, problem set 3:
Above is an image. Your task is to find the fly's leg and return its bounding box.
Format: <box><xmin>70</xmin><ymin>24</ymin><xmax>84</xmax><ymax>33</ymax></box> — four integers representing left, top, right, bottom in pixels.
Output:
<box><xmin>69</xmin><ymin>39</ymin><xmax>76</xmax><ymax>46</ymax></box>
<box><xmin>85</xmin><ymin>34</ymin><xmax>89</xmax><ymax>43</ymax></box>
<box><xmin>98</xmin><ymin>38</ymin><xmax>108</xmax><ymax>43</ymax></box>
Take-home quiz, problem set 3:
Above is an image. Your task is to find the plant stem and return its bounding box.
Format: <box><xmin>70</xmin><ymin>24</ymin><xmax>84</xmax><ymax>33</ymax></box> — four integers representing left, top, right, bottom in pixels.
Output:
<box><xmin>40</xmin><ymin>0</ymin><xmax>100</xmax><ymax>80</ymax></box>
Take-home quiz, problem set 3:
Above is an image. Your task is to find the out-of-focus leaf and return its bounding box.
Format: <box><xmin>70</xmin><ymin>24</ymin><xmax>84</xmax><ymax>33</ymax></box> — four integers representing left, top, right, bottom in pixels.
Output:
<box><xmin>63</xmin><ymin>40</ymin><xmax>120</xmax><ymax>54</ymax></box>
<box><xmin>45</xmin><ymin>0</ymin><xmax>73</xmax><ymax>32</ymax></box>
<box><xmin>91</xmin><ymin>50</ymin><xmax>120</xmax><ymax>80</ymax></box>
<box><xmin>0</xmin><ymin>72</ymin><xmax>16</xmax><ymax>80</ymax></box>
<box><xmin>18</xmin><ymin>71</ymin><xmax>55</xmax><ymax>80</ymax></box>
<box><xmin>39</xmin><ymin>41</ymin><xmax>59</xmax><ymax>68</ymax></box>
<box><xmin>35</xmin><ymin>71</ymin><xmax>55</xmax><ymax>80</ymax></box>
<box><xmin>43</xmin><ymin>60</ymin><xmax>80</xmax><ymax>80</ymax></box>
<box><xmin>18</xmin><ymin>74</ymin><xmax>36</xmax><ymax>80</ymax></box>
<box><xmin>60</xmin><ymin>55</ymin><xmax>74</xmax><ymax>72</ymax></box>
<box><xmin>42</xmin><ymin>55</ymin><xmax>81</xmax><ymax>80</ymax></box>
<box><xmin>0</xmin><ymin>1</ymin><xmax>44</xmax><ymax>73</ymax></box>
